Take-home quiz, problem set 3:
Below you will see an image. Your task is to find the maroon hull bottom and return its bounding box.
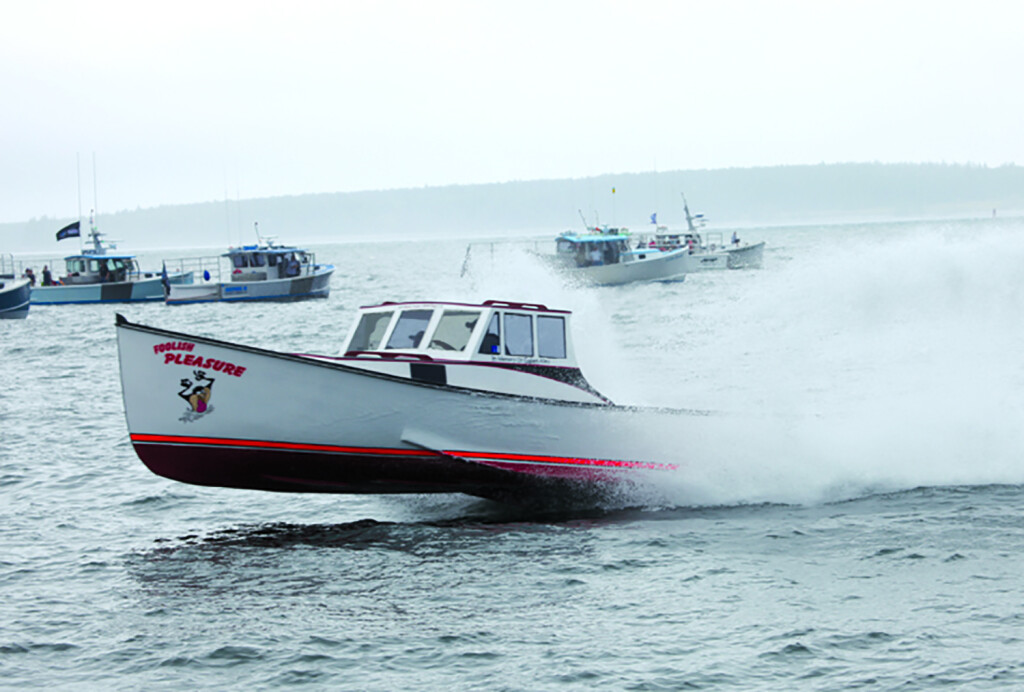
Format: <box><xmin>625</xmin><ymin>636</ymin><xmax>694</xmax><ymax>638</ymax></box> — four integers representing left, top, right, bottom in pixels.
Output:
<box><xmin>133</xmin><ymin>442</ymin><xmax>621</xmax><ymax>502</ymax></box>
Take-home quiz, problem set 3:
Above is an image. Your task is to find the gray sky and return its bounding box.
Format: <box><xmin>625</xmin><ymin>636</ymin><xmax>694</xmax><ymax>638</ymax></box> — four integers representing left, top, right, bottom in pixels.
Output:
<box><xmin>2</xmin><ymin>0</ymin><xmax>1021</xmax><ymax>224</ymax></box>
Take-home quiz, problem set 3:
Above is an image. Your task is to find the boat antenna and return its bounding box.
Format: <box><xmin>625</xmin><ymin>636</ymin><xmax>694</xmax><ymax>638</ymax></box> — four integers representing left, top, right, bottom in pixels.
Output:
<box><xmin>76</xmin><ymin>152</ymin><xmax>83</xmax><ymax>253</ymax></box>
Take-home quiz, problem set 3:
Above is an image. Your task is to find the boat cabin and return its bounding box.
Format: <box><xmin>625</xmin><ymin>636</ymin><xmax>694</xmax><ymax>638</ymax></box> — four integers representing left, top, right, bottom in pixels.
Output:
<box><xmin>225</xmin><ymin>244</ymin><xmax>315</xmax><ymax>282</ymax></box>
<box><xmin>62</xmin><ymin>253</ymin><xmax>140</xmax><ymax>285</ymax></box>
<box><xmin>342</xmin><ymin>300</ymin><xmax>578</xmax><ymax>367</ymax></box>
<box><xmin>556</xmin><ymin>232</ymin><xmax>633</xmax><ymax>268</ymax></box>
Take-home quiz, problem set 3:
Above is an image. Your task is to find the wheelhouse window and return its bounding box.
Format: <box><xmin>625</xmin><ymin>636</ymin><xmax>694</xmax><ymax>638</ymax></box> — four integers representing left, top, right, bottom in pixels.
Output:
<box><xmin>348</xmin><ymin>311</ymin><xmax>393</xmax><ymax>351</ymax></box>
<box><xmin>536</xmin><ymin>316</ymin><xmax>566</xmax><ymax>359</ymax></box>
<box><xmin>478</xmin><ymin>313</ymin><xmax>500</xmax><ymax>354</ymax></box>
<box><xmin>428</xmin><ymin>310</ymin><xmax>480</xmax><ymax>352</ymax></box>
<box><xmin>386</xmin><ymin>309</ymin><xmax>433</xmax><ymax>350</ymax></box>
<box><xmin>504</xmin><ymin>313</ymin><xmax>533</xmax><ymax>357</ymax></box>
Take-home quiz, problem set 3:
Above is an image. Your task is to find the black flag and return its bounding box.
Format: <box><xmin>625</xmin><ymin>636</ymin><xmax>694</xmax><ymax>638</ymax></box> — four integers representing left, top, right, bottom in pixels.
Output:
<box><xmin>56</xmin><ymin>221</ymin><xmax>81</xmax><ymax>241</ymax></box>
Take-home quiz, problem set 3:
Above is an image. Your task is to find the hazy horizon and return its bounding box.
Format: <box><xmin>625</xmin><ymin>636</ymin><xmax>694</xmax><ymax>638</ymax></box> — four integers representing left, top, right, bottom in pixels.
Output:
<box><xmin>3</xmin><ymin>1</ymin><xmax>1022</xmax><ymax>224</ymax></box>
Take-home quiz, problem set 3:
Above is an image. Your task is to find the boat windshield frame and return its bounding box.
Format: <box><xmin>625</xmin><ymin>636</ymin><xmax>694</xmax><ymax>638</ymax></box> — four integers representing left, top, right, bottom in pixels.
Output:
<box><xmin>341</xmin><ymin>301</ymin><xmax>574</xmax><ymax>365</ymax></box>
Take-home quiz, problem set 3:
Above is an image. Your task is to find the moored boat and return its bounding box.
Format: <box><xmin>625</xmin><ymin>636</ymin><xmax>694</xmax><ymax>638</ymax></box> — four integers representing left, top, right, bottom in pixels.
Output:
<box><xmin>116</xmin><ymin>299</ymin><xmax>704</xmax><ymax>502</ymax></box>
<box><xmin>30</xmin><ymin>221</ymin><xmax>193</xmax><ymax>305</ymax></box>
<box><xmin>163</xmin><ymin>233</ymin><xmax>333</xmax><ymax>304</ymax></box>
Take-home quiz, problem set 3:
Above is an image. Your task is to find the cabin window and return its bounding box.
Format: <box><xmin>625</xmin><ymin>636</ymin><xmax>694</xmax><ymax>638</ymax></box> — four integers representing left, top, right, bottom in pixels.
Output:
<box><xmin>428</xmin><ymin>310</ymin><xmax>480</xmax><ymax>352</ymax></box>
<box><xmin>386</xmin><ymin>309</ymin><xmax>433</xmax><ymax>349</ymax></box>
<box><xmin>504</xmin><ymin>313</ymin><xmax>533</xmax><ymax>357</ymax></box>
<box><xmin>349</xmin><ymin>311</ymin><xmax>393</xmax><ymax>351</ymax></box>
<box><xmin>536</xmin><ymin>316</ymin><xmax>566</xmax><ymax>359</ymax></box>
<box><xmin>478</xmin><ymin>314</ymin><xmax>501</xmax><ymax>354</ymax></box>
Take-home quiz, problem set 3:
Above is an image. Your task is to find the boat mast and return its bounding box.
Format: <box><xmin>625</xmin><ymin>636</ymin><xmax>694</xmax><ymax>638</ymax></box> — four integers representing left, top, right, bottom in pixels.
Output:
<box><xmin>681</xmin><ymin>192</ymin><xmax>697</xmax><ymax>232</ymax></box>
<box><xmin>76</xmin><ymin>152</ymin><xmax>83</xmax><ymax>253</ymax></box>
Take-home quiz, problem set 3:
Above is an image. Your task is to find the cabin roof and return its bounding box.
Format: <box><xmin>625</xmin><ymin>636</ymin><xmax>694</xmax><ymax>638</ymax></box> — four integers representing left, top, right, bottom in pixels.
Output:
<box><xmin>358</xmin><ymin>299</ymin><xmax>571</xmax><ymax>315</ymax></box>
<box><xmin>65</xmin><ymin>253</ymin><xmax>137</xmax><ymax>260</ymax></box>
<box><xmin>226</xmin><ymin>244</ymin><xmax>307</xmax><ymax>254</ymax></box>
<box><xmin>558</xmin><ymin>234</ymin><xmax>630</xmax><ymax>244</ymax></box>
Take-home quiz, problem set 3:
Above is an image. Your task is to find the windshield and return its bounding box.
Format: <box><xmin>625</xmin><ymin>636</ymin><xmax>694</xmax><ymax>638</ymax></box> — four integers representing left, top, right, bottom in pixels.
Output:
<box><xmin>386</xmin><ymin>309</ymin><xmax>433</xmax><ymax>349</ymax></box>
<box><xmin>348</xmin><ymin>311</ymin><xmax>393</xmax><ymax>351</ymax></box>
<box><xmin>428</xmin><ymin>310</ymin><xmax>480</xmax><ymax>352</ymax></box>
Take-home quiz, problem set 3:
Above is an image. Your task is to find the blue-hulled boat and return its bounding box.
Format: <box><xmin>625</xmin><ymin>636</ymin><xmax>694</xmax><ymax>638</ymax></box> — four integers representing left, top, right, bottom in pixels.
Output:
<box><xmin>0</xmin><ymin>276</ymin><xmax>31</xmax><ymax>318</ymax></box>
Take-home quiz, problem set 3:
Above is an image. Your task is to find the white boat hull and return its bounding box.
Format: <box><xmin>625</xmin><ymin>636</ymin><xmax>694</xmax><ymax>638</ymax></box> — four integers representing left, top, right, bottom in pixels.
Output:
<box><xmin>568</xmin><ymin>248</ymin><xmax>690</xmax><ymax>286</ymax></box>
<box><xmin>31</xmin><ymin>272</ymin><xmax>193</xmax><ymax>305</ymax></box>
<box><xmin>725</xmin><ymin>241</ymin><xmax>766</xmax><ymax>269</ymax></box>
<box><xmin>116</xmin><ymin>316</ymin><xmax>701</xmax><ymax>501</ymax></box>
<box><xmin>165</xmin><ymin>267</ymin><xmax>333</xmax><ymax>303</ymax></box>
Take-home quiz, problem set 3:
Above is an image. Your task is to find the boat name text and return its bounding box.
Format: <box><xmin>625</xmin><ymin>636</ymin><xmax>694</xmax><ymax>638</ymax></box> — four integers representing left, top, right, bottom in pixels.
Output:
<box><xmin>153</xmin><ymin>341</ymin><xmax>196</xmax><ymax>354</ymax></box>
<box><xmin>154</xmin><ymin>341</ymin><xmax>247</xmax><ymax>377</ymax></box>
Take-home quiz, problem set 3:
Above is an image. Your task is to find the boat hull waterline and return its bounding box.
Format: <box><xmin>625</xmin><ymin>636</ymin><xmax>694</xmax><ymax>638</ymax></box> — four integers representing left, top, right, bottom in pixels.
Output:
<box><xmin>564</xmin><ymin>248</ymin><xmax>691</xmax><ymax>286</ymax></box>
<box><xmin>165</xmin><ymin>268</ymin><xmax>333</xmax><ymax>304</ymax></box>
<box><xmin>116</xmin><ymin>317</ymin><xmax>698</xmax><ymax>500</ymax></box>
<box><xmin>32</xmin><ymin>272</ymin><xmax>193</xmax><ymax>304</ymax></box>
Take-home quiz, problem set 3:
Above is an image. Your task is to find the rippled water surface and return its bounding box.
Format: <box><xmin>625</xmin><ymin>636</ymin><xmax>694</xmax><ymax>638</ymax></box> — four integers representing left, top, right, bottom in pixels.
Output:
<box><xmin>3</xmin><ymin>218</ymin><xmax>1024</xmax><ymax>689</ymax></box>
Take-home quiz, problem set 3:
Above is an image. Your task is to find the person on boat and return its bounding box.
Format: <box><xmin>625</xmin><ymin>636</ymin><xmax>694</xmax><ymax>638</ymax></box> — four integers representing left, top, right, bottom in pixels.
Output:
<box><xmin>42</xmin><ymin>265</ymin><xmax>54</xmax><ymax>286</ymax></box>
<box><xmin>23</xmin><ymin>267</ymin><xmax>36</xmax><ymax>286</ymax></box>
<box><xmin>732</xmin><ymin>231</ymin><xmax>740</xmax><ymax>246</ymax></box>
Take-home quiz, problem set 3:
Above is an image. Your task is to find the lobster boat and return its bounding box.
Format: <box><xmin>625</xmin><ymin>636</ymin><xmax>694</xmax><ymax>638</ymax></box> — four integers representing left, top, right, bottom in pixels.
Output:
<box><xmin>116</xmin><ymin>300</ymin><xmax>707</xmax><ymax>502</ymax></box>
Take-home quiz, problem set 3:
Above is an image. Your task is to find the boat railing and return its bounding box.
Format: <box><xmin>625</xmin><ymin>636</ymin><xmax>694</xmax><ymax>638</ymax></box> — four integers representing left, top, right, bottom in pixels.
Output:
<box><xmin>162</xmin><ymin>251</ymin><xmax>323</xmax><ymax>284</ymax></box>
<box><xmin>163</xmin><ymin>256</ymin><xmax>226</xmax><ymax>284</ymax></box>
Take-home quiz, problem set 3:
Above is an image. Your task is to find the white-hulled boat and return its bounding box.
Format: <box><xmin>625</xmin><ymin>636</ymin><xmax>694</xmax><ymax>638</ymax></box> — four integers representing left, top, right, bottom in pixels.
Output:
<box><xmin>648</xmin><ymin>195</ymin><xmax>765</xmax><ymax>271</ymax></box>
<box><xmin>116</xmin><ymin>300</ymin><xmax>707</xmax><ymax>502</ymax></box>
<box><xmin>0</xmin><ymin>277</ymin><xmax>31</xmax><ymax>318</ymax></box>
<box><xmin>552</xmin><ymin>228</ymin><xmax>690</xmax><ymax>286</ymax></box>
<box><xmin>30</xmin><ymin>223</ymin><xmax>193</xmax><ymax>305</ymax></box>
<box><xmin>163</xmin><ymin>237</ymin><xmax>333</xmax><ymax>304</ymax></box>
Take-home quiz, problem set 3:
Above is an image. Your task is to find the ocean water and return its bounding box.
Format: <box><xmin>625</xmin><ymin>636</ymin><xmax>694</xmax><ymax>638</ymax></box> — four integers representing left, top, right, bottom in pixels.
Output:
<box><xmin>2</xmin><ymin>217</ymin><xmax>1024</xmax><ymax>690</ymax></box>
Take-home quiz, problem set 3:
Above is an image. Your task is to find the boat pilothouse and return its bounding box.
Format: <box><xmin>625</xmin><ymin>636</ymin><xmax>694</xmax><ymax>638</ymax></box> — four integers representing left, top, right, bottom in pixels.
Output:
<box><xmin>321</xmin><ymin>300</ymin><xmax>610</xmax><ymax>404</ymax></box>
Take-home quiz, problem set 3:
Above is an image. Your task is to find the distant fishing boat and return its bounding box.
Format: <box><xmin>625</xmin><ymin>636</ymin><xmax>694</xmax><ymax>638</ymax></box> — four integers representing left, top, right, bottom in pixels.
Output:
<box><xmin>646</xmin><ymin>194</ymin><xmax>765</xmax><ymax>270</ymax></box>
<box><xmin>162</xmin><ymin>225</ymin><xmax>333</xmax><ymax>304</ymax></box>
<box><xmin>550</xmin><ymin>227</ymin><xmax>691</xmax><ymax>286</ymax></box>
<box><xmin>30</xmin><ymin>219</ymin><xmax>193</xmax><ymax>305</ymax></box>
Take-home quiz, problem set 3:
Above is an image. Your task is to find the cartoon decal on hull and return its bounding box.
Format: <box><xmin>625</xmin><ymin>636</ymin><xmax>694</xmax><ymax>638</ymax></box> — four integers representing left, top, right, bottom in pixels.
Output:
<box><xmin>178</xmin><ymin>370</ymin><xmax>215</xmax><ymax>422</ymax></box>
<box><xmin>150</xmin><ymin>339</ymin><xmax>248</xmax><ymax>422</ymax></box>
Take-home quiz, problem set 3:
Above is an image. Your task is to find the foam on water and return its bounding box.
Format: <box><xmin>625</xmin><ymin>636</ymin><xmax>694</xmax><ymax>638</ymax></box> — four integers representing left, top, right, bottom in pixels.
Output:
<box><xmin>459</xmin><ymin>222</ymin><xmax>1024</xmax><ymax>508</ymax></box>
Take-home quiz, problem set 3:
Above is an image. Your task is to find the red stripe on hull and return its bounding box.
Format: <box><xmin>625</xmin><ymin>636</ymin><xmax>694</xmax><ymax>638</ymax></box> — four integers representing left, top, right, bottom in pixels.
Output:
<box><xmin>128</xmin><ymin>433</ymin><xmax>674</xmax><ymax>498</ymax></box>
